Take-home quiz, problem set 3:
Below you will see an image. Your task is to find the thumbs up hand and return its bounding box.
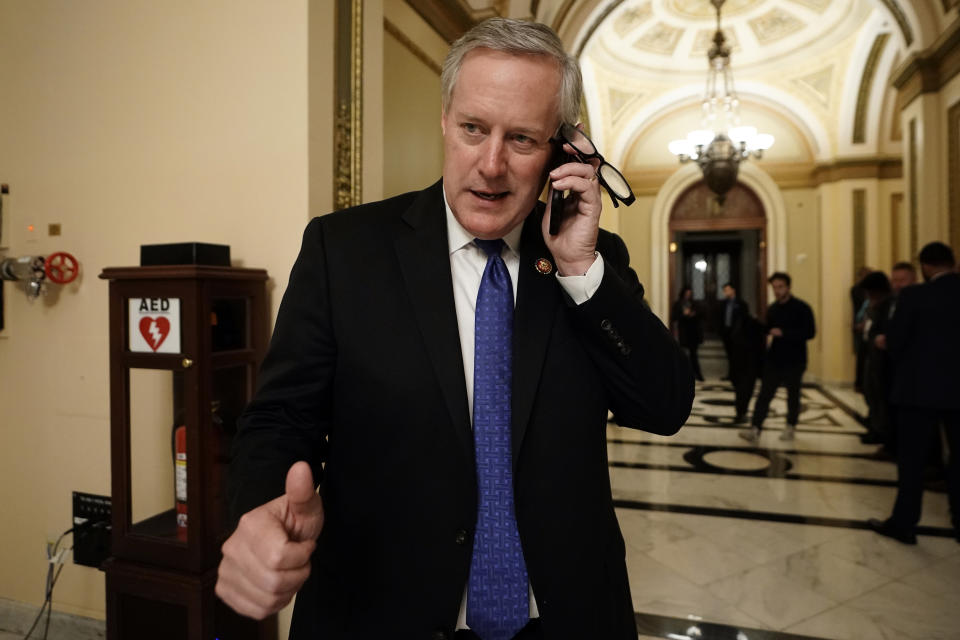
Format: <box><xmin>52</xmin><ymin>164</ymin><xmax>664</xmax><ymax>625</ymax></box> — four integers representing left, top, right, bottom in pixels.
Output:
<box><xmin>216</xmin><ymin>462</ymin><xmax>324</xmax><ymax>619</ymax></box>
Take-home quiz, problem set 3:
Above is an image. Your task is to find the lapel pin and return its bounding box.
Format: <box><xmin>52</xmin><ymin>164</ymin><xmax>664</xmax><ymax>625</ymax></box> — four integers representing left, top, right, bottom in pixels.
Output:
<box><xmin>535</xmin><ymin>258</ymin><xmax>553</xmax><ymax>275</ymax></box>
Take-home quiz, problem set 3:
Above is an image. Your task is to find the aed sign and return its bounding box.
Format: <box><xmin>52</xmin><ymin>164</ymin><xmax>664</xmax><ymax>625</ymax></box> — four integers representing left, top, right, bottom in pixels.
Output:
<box><xmin>128</xmin><ymin>297</ymin><xmax>181</xmax><ymax>353</ymax></box>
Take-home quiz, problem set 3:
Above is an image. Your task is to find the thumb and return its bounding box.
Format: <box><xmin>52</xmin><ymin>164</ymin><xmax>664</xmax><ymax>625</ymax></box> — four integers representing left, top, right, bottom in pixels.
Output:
<box><xmin>285</xmin><ymin>461</ymin><xmax>316</xmax><ymax>512</ymax></box>
<box><xmin>282</xmin><ymin>461</ymin><xmax>324</xmax><ymax>542</ymax></box>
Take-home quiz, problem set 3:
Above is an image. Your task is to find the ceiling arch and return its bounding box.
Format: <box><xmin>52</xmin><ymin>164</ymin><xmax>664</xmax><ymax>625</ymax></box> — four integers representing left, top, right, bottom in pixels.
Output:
<box><xmin>553</xmin><ymin>0</ymin><xmax>932</xmax><ymax>169</ymax></box>
<box><xmin>595</xmin><ymin>77</ymin><xmax>831</xmax><ymax>165</ymax></box>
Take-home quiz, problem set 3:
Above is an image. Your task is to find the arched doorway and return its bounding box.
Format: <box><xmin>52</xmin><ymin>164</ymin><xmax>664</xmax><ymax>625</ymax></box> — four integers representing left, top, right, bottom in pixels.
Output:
<box><xmin>669</xmin><ymin>181</ymin><xmax>767</xmax><ymax>335</ymax></box>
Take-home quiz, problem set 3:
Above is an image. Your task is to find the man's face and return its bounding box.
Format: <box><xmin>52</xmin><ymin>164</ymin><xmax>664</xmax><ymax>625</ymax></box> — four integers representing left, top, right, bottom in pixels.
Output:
<box><xmin>890</xmin><ymin>267</ymin><xmax>916</xmax><ymax>293</ymax></box>
<box><xmin>440</xmin><ymin>48</ymin><xmax>561</xmax><ymax>240</ymax></box>
<box><xmin>771</xmin><ymin>278</ymin><xmax>790</xmax><ymax>302</ymax></box>
<box><xmin>723</xmin><ymin>285</ymin><xmax>735</xmax><ymax>300</ymax></box>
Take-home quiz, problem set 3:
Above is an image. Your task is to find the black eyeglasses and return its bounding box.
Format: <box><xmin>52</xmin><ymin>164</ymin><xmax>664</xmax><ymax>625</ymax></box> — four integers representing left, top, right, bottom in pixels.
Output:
<box><xmin>551</xmin><ymin>123</ymin><xmax>636</xmax><ymax>208</ymax></box>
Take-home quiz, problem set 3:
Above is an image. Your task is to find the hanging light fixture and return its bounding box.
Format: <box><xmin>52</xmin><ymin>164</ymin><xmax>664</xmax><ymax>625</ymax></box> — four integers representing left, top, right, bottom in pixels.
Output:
<box><xmin>668</xmin><ymin>0</ymin><xmax>774</xmax><ymax>202</ymax></box>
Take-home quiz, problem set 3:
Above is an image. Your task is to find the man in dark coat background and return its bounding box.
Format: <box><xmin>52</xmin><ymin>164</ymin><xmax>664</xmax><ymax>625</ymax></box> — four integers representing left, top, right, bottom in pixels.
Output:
<box><xmin>870</xmin><ymin>242</ymin><xmax>960</xmax><ymax>545</ymax></box>
<box><xmin>717</xmin><ymin>282</ymin><xmax>760</xmax><ymax>423</ymax></box>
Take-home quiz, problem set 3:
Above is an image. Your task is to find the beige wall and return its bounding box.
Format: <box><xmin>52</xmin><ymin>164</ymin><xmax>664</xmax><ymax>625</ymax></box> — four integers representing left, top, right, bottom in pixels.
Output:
<box><xmin>781</xmin><ymin>188</ymin><xmax>823</xmax><ymax>379</ymax></box>
<box><xmin>619</xmin><ymin>195</ymin><xmax>657</xmax><ymax>316</ymax></box>
<box><xmin>0</xmin><ymin>0</ymin><xmax>314</xmax><ymax>621</ymax></box>
<box><xmin>382</xmin><ymin>28</ymin><xmax>444</xmax><ymax>198</ymax></box>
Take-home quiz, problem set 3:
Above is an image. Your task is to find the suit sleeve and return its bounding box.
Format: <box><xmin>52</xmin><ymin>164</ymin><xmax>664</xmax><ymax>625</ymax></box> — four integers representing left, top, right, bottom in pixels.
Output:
<box><xmin>229</xmin><ymin>218</ymin><xmax>335</xmax><ymax>521</ymax></box>
<box><xmin>567</xmin><ymin>232</ymin><xmax>694</xmax><ymax>435</ymax></box>
<box><xmin>887</xmin><ymin>286</ymin><xmax>918</xmax><ymax>363</ymax></box>
<box><xmin>800</xmin><ymin>302</ymin><xmax>816</xmax><ymax>341</ymax></box>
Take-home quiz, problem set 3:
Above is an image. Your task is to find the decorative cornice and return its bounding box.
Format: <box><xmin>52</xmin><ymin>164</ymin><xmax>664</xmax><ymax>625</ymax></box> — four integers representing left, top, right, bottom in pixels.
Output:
<box><xmin>892</xmin><ymin>17</ymin><xmax>960</xmax><ymax>108</ymax></box>
<box><xmin>384</xmin><ymin>18</ymin><xmax>442</xmax><ymax>74</ymax></box>
<box><xmin>552</xmin><ymin>0</ymin><xmax>578</xmax><ymax>33</ymax></box>
<box><xmin>575</xmin><ymin>0</ymin><xmax>627</xmax><ymax>57</ymax></box>
<box><xmin>853</xmin><ymin>33</ymin><xmax>889</xmax><ymax>144</ymax></box>
<box><xmin>878</xmin><ymin>0</ymin><xmax>913</xmax><ymax>46</ymax></box>
<box><xmin>627</xmin><ymin>158</ymin><xmax>902</xmax><ymax>195</ymax></box>
<box><xmin>404</xmin><ymin>0</ymin><xmax>500</xmax><ymax>44</ymax></box>
<box><xmin>812</xmin><ymin>157</ymin><xmax>903</xmax><ymax>185</ymax></box>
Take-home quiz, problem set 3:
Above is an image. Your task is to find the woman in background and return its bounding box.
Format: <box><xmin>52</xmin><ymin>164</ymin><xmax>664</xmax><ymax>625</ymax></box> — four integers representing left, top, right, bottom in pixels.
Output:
<box><xmin>673</xmin><ymin>286</ymin><xmax>705</xmax><ymax>381</ymax></box>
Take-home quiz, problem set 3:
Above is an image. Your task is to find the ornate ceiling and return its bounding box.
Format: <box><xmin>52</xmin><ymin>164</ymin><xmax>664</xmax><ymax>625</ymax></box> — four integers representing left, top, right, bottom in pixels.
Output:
<box><xmin>568</xmin><ymin>0</ymin><xmax>913</xmax><ymax>166</ymax></box>
<box><xmin>584</xmin><ymin>0</ymin><xmax>875</xmax><ymax>76</ymax></box>
<box><xmin>404</xmin><ymin>0</ymin><xmax>949</xmax><ymax>166</ymax></box>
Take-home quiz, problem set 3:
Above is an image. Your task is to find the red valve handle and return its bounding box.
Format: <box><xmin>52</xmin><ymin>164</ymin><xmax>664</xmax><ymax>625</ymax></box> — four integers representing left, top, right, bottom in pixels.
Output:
<box><xmin>44</xmin><ymin>251</ymin><xmax>79</xmax><ymax>284</ymax></box>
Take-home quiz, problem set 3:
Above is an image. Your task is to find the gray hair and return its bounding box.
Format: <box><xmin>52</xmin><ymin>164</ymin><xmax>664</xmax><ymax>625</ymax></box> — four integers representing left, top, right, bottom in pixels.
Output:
<box><xmin>441</xmin><ymin>17</ymin><xmax>582</xmax><ymax>126</ymax></box>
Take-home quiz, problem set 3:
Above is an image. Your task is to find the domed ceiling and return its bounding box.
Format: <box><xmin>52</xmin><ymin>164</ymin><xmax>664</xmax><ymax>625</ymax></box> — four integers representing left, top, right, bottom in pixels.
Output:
<box><xmin>586</xmin><ymin>0</ymin><xmax>873</xmax><ymax>74</ymax></box>
<box><xmin>566</xmin><ymin>0</ymin><xmax>910</xmax><ymax>166</ymax></box>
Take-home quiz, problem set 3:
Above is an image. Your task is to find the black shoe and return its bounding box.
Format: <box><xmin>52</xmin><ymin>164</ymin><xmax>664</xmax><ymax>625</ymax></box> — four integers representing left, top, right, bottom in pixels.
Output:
<box><xmin>867</xmin><ymin>518</ymin><xmax>917</xmax><ymax>544</ymax></box>
<box><xmin>733</xmin><ymin>413</ymin><xmax>747</xmax><ymax>425</ymax></box>
<box><xmin>866</xmin><ymin>447</ymin><xmax>895</xmax><ymax>461</ymax></box>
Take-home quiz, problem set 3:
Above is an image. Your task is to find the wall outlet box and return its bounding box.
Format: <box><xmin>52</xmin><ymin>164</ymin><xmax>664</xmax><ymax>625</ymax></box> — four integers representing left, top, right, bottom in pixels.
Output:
<box><xmin>72</xmin><ymin>491</ymin><xmax>112</xmax><ymax>568</ymax></box>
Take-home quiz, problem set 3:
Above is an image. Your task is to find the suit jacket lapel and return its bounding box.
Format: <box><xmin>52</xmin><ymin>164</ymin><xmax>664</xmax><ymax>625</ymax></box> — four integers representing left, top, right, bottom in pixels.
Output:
<box><xmin>394</xmin><ymin>181</ymin><xmax>474</xmax><ymax>461</ymax></box>
<box><xmin>512</xmin><ymin>208</ymin><xmax>559</xmax><ymax>467</ymax></box>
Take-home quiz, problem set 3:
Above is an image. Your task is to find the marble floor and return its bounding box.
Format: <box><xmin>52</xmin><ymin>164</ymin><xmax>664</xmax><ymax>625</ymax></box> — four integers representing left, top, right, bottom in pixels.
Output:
<box><xmin>614</xmin><ymin>344</ymin><xmax>960</xmax><ymax>639</ymax></box>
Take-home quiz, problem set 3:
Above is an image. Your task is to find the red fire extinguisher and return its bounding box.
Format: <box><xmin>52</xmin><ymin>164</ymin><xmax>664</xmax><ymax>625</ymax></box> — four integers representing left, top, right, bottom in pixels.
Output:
<box><xmin>175</xmin><ymin>425</ymin><xmax>187</xmax><ymax>542</ymax></box>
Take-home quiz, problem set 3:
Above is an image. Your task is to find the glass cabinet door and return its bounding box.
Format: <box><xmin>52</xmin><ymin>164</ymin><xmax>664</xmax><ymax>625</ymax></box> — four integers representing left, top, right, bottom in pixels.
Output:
<box><xmin>127</xmin><ymin>368</ymin><xmax>187</xmax><ymax>545</ymax></box>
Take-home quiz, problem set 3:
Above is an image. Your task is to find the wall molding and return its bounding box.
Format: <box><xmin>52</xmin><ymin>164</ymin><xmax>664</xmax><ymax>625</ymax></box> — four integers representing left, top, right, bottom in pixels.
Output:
<box><xmin>949</xmin><ymin>100</ymin><xmax>960</xmax><ymax>252</ymax></box>
<box><xmin>334</xmin><ymin>0</ymin><xmax>363</xmax><ymax>210</ymax></box>
<box><xmin>627</xmin><ymin>158</ymin><xmax>902</xmax><ymax>195</ymax></box>
<box><xmin>384</xmin><ymin>18</ymin><xmax>442</xmax><ymax>75</ymax></box>
<box><xmin>892</xmin><ymin>18</ymin><xmax>960</xmax><ymax>108</ymax></box>
<box><xmin>811</xmin><ymin>157</ymin><xmax>903</xmax><ymax>185</ymax></box>
<box><xmin>909</xmin><ymin>118</ymin><xmax>918</xmax><ymax>259</ymax></box>
<box><xmin>854</xmin><ymin>33</ymin><xmax>890</xmax><ymax>144</ymax></box>
<box><xmin>853</xmin><ymin>189</ymin><xmax>866</xmax><ymax>276</ymax></box>
<box><xmin>878</xmin><ymin>0</ymin><xmax>913</xmax><ymax>46</ymax></box>
<box><xmin>404</xmin><ymin>0</ymin><xmax>499</xmax><ymax>43</ymax></box>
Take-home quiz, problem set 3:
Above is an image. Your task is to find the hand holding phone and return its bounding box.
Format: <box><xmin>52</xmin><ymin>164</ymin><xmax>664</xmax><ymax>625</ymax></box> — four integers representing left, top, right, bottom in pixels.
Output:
<box><xmin>548</xmin><ymin>142</ymin><xmax>579</xmax><ymax>236</ymax></box>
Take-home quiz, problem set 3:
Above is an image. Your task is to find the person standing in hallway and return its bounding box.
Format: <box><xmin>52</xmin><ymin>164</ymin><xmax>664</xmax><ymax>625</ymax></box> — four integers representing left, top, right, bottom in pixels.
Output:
<box><xmin>215</xmin><ymin>18</ymin><xmax>694</xmax><ymax>639</ymax></box>
<box><xmin>858</xmin><ymin>271</ymin><xmax>892</xmax><ymax>446</ymax></box>
<box><xmin>869</xmin><ymin>242</ymin><xmax>960</xmax><ymax>545</ymax></box>
<box><xmin>719</xmin><ymin>282</ymin><xmax>749</xmax><ymax>381</ymax></box>
<box><xmin>851</xmin><ymin>266</ymin><xmax>872</xmax><ymax>393</ymax></box>
<box><xmin>868</xmin><ymin>261</ymin><xmax>917</xmax><ymax>456</ymax></box>
<box><xmin>740</xmin><ymin>272</ymin><xmax>815</xmax><ymax>443</ymax></box>
<box><xmin>728</xmin><ymin>307</ymin><xmax>764</xmax><ymax>425</ymax></box>
<box><xmin>673</xmin><ymin>286</ymin><xmax>705</xmax><ymax>381</ymax></box>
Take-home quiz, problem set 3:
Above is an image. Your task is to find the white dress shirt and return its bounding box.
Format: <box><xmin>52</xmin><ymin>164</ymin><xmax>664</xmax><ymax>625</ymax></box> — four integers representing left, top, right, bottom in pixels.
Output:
<box><xmin>444</xmin><ymin>192</ymin><xmax>603</xmax><ymax>629</ymax></box>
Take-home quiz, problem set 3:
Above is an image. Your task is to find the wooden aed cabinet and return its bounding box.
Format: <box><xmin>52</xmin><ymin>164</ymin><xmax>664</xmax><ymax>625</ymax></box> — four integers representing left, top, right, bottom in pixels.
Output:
<box><xmin>99</xmin><ymin>265</ymin><xmax>276</xmax><ymax>640</ymax></box>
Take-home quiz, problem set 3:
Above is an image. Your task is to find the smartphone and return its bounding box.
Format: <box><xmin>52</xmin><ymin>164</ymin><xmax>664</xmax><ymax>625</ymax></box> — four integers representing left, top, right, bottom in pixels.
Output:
<box><xmin>548</xmin><ymin>142</ymin><xmax>578</xmax><ymax>235</ymax></box>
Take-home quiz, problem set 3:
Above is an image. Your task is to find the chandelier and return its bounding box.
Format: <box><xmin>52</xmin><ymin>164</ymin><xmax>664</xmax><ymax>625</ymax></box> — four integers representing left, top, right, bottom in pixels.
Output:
<box><xmin>668</xmin><ymin>0</ymin><xmax>774</xmax><ymax>202</ymax></box>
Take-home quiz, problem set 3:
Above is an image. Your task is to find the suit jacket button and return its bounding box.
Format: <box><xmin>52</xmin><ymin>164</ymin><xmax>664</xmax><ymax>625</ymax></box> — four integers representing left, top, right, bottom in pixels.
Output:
<box><xmin>601</xmin><ymin>319</ymin><xmax>613</xmax><ymax>331</ymax></box>
<box><xmin>455</xmin><ymin>529</ymin><xmax>468</xmax><ymax>545</ymax></box>
<box><xmin>431</xmin><ymin>630</ymin><xmax>449</xmax><ymax>640</ymax></box>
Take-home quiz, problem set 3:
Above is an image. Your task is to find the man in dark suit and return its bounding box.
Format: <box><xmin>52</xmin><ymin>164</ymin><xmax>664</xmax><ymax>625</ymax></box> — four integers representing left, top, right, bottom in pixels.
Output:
<box><xmin>214</xmin><ymin>18</ymin><xmax>693</xmax><ymax>639</ymax></box>
<box><xmin>718</xmin><ymin>282</ymin><xmax>748</xmax><ymax>384</ymax></box>
<box><xmin>869</xmin><ymin>242</ymin><xmax>960</xmax><ymax>545</ymax></box>
<box><xmin>869</xmin><ymin>262</ymin><xmax>917</xmax><ymax>456</ymax></box>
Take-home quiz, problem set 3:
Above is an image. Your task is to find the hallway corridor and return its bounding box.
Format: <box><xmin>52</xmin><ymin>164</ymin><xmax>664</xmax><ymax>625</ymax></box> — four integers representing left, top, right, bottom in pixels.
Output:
<box><xmin>613</xmin><ymin>345</ymin><xmax>960</xmax><ymax>639</ymax></box>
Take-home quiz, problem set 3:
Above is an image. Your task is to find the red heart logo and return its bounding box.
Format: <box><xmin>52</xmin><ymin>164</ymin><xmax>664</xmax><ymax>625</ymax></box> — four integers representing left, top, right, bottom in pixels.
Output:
<box><xmin>139</xmin><ymin>316</ymin><xmax>171</xmax><ymax>352</ymax></box>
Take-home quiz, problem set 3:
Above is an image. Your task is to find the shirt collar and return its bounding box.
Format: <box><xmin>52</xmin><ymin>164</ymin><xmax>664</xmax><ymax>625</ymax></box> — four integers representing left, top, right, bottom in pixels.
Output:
<box><xmin>443</xmin><ymin>187</ymin><xmax>523</xmax><ymax>257</ymax></box>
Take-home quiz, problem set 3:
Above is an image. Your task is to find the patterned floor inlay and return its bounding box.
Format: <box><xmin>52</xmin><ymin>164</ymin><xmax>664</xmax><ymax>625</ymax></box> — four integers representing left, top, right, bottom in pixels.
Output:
<box><xmin>614</xmin><ymin>373</ymin><xmax>960</xmax><ymax>639</ymax></box>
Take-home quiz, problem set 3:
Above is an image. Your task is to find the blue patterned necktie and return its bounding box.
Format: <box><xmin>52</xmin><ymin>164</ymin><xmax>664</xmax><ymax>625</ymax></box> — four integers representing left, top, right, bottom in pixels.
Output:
<box><xmin>467</xmin><ymin>238</ymin><xmax>528</xmax><ymax>640</ymax></box>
